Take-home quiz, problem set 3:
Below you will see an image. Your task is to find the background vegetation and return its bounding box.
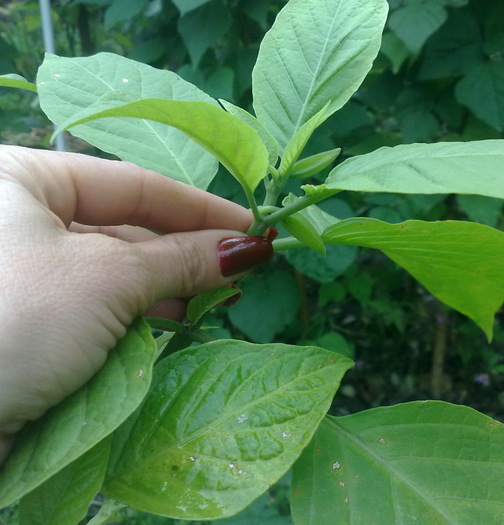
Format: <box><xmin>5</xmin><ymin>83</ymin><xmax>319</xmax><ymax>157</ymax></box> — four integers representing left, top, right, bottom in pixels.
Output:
<box><xmin>1</xmin><ymin>0</ymin><xmax>503</xmax><ymax>523</ymax></box>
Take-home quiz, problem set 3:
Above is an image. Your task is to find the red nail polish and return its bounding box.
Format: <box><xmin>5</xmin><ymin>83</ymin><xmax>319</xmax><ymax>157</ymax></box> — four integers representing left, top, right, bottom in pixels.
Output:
<box><xmin>223</xmin><ymin>285</ymin><xmax>242</xmax><ymax>307</ymax></box>
<box><xmin>218</xmin><ymin>236</ymin><xmax>273</xmax><ymax>277</ymax></box>
<box><xmin>267</xmin><ymin>227</ymin><xmax>280</xmax><ymax>242</ymax></box>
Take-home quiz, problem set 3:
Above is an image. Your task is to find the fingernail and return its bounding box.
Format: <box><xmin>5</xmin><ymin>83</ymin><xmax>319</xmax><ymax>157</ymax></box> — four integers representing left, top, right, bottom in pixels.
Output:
<box><xmin>223</xmin><ymin>285</ymin><xmax>242</xmax><ymax>307</ymax></box>
<box><xmin>218</xmin><ymin>236</ymin><xmax>273</xmax><ymax>277</ymax></box>
<box><xmin>267</xmin><ymin>227</ymin><xmax>280</xmax><ymax>242</ymax></box>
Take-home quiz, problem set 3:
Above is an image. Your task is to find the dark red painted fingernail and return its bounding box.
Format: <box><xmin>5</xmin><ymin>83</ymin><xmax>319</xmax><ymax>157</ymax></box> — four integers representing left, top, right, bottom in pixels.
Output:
<box><xmin>218</xmin><ymin>236</ymin><xmax>273</xmax><ymax>277</ymax></box>
<box><xmin>267</xmin><ymin>227</ymin><xmax>280</xmax><ymax>242</ymax></box>
<box><xmin>223</xmin><ymin>284</ymin><xmax>242</xmax><ymax>307</ymax></box>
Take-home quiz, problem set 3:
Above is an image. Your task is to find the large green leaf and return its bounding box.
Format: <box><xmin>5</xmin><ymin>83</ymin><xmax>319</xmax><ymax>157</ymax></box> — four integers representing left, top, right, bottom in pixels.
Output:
<box><xmin>322</xmin><ymin>218</ymin><xmax>504</xmax><ymax>339</ymax></box>
<box><xmin>18</xmin><ymin>437</ymin><xmax>111</xmax><ymax>525</ymax></box>
<box><xmin>326</xmin><ymin>140</ymin><xmax>504</xmax><ymax>199</ymax></box>
<box><xmin>55</xmin><ymin>98</ymin><xmax>268</xmax><ymax>192</ymax></box>
<box><xmin>37</xmin><ymin>53</ymin><xmax>218</xmax><ymax>190</ymax></box>
<box><xmin>0</xmin><ymin>74</ymin><xmax>37</xmax><ymax>93</ymax></box>
<box><xmin>291</xmin><ymin>401</ymin><xmax>504</xmax><ymax>524</ymax></box>
<box><xmin>219</xmin><ymin>99</ymin><xmax>279</xmax><ymax>166</ymax></box>
<box><xmin>252</xmin><ymin>0</ymin><xmax>388</xmax><ymax>150</ymax></box>
<box><xmin>103</xmin><ymin>340</ymin><xmax>353</xmax><ymax>520</ymax></box>
<box><xmin>0</xmin><ymin>317</ymin><xmax>156</xmax><ymax>508</ymax></box>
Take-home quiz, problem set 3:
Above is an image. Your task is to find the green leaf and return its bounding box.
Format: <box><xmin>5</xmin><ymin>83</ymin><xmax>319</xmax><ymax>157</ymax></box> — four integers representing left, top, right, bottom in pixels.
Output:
<box><xmin>285</xmin><ymin>245</ymin><xmax>358</xmax><ymax>284</ymax></box>
<box><xmin>178</xmin><ymin>1</ymin><xmax>231</xmax><ymax>67</ymax></box>
<box><xmin>104</xmin><ymin>0</ymin><xmax>148</xmax><ymax>29</ymax></box>
<box><xmin>172</xmin><ymin>0</ymin><xmax>212</xmax><ymax>16</ymax></box>
<box><xmin>290</xmin><ymin>148</ymin><xmax>341</xmax><ymax>180</ymax></box>
<box><xmin>103</xmin><ymin>340</ymin><xmax>353</xmax><ymax>520</ymax></box>
<box><xmin>278</xmin><ymin>103</ymin><xmax>331</xmax><ymax>178</ymax></box>
<box><xmin>220</xmin><ymin>491</ymin><xmax>293</xmax><ymax>525</ymax></box>
<box><xmin>0</xmin><ymin>318</ymin><xmax>156</xmax><ymax>508</ymax></box>
<box><xmin>282</xmin><ymin>196</ymin><xmax>343</xmax><ymax>235</ymax></box>
<box><xmin>315</xmin><ymin>332</ymin><xmax>355</xmax><ymax>360</ymax></box>
<box><xmin>18</xmin><ymin>437</ymin><xmax>111</xmax><ymax>525</ymax></box>
<box><xmin>456</xmin><ymin>62</ymin><xmax>504</xmax><ymax>132</ymax></box>
<box><xmin>380</xmin><ymin>32</ymin><xmax>410</xmax><ymax>74</ymax></box>
<box><xmin>322</xmin><ymin>218</ymin><xmax>504</xmax><ymax>339</ymax></box>
<box><xmin>55</xmin><ymin>98</ymin><xmax>268</xmax><ymax>193</ymax></box>
<box><xmin>291</xmin><ymin>401</ymin><xmax>504</xmax><ymax>524</ymax></box>
<box><xmin>388</xmin><ymin>2</ymin><xmax>448</xmax><ymax>54</ymax></box>
<box><xmin>457</xmin><ymin>194</ymin><xmax>503</xmax><ymax>227</ymax></box>
<box><xmin>219</xmin><ymin>99</ymin><xmax>279</xmax><ymax>166</ymax></box>
<box><xmin>282</xmin><ymin>213</ymin><xmax>326</xmax><ymax>255</ymax></box>
<box><xmin>326</xmin><ymin>140</ymin><xmax>504</xmax><ymax>199</ymax></box>
<box><xmin>187</xmin><ymin>286</ymin><xmax>241</xmax><ymax>326</ymax></box>
<box><xmin>252</xmin><ymin>0</ymin><xmax>388</xmax><ymax>150</ymax></box>
<box><xmin>37</xmin><ymin>53</ymin><xmax>219</xmax><ymax>190</ymax></box>
<box><xmin>228</xmin><ymin>269</ymin><xmax>300</xmax><ymax>343</ymax></box>
<box><xmin>86</xmin><ymin>499</ymin><xmax>126</xmax><ymax>525</ymax></box>
<box><xmin>0</xmin><ymin>73</ymin><xmax>37</xmax><ymax>92</ymax></box>
<box><xmin>300</xmin><ymin>183</ymin><xmax>341</xmax><ymax>201</ymax></box>
<box><xmin>239</xmin><ymin>0</ymin><xmax>272</xmax><ymax>31</ymax></box>
<box><xmin>418</xmin><ymin>9</ymin><xmax>483</xmax><ymax>81</ymax></box>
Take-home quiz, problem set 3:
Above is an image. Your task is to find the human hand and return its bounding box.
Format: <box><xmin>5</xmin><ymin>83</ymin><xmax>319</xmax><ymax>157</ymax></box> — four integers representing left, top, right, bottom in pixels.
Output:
<box><xmin>0</xmin><ymin>146</ymin><xmax>272</xmax><ymax>463</ymax></box>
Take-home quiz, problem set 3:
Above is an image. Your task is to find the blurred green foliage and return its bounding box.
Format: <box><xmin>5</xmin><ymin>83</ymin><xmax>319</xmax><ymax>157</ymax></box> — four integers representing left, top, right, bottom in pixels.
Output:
<box><xmin>1</xmin><ymin>0</ymin><xmax>503</xmax><ymax>445</ymax></box>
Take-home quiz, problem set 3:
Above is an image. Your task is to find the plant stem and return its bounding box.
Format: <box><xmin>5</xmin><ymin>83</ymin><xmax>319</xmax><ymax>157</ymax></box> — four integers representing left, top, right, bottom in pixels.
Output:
<box><xmin>243</xmin><ymin>186</ymin><xmax>262</xmax><ymax>224</ymax></box>
<box><xmin>145</xmin><ymin>317</ymin><xmax>216</xmax><ymax>344</ymax></box>
<box><xmin>264</xmin><ymin>193</ymin><xmax>328</xmax><ymax>225</ymax></box>
<box><xmin>248</xmin><ymin>192</ymin><xmax>329</xmax><ymax>236</ymax></box>
<box><xmin>273</xmin><ymin>236</ymin><xmax>304</xmax><ymax>251</ymax></box>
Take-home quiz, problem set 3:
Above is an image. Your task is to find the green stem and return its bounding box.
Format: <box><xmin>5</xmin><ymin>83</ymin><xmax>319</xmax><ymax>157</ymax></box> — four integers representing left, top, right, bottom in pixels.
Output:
<box><xmin>273</xmin><ymin>236</ymin><xmax>304</xmax><ymax>252</ymax></box>
<box><xmin>145</xmin><ymin>317</ymin><xmax>185</xmax><ymax>333</ymax></box>
<box><xmin>248</xmin><ymin>191</ymin><xmax>331</xmax><ymax>236</ymax></box>
<box><xmin>145</xmin><ymin>317</ymin><xmax>216</xmax><ymax>344</ymax></box>
<box><xmin>263</xmin><ymin>193</ymin><xmax>329</xmax><ymax>226</ymax></box>
<box><xmin>243</xmin><ymin>186</ymin><xmax>262</xmax><ymax>224</ymax></box>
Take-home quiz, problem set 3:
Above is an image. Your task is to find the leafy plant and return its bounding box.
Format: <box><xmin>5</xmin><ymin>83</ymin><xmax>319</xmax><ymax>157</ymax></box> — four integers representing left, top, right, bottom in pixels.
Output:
<box><xmin>1</xmin><ymin>0</ymin><xmax>504</xmax><ymax>523</ymax></box>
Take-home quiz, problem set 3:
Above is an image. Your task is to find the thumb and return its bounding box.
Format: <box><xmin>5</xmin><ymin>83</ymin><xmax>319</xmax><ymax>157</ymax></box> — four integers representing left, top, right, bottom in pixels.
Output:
<box><xmin>133</xmin><ymin>229</ymin><xmax>274</xmax><ymax>304</ymax></box>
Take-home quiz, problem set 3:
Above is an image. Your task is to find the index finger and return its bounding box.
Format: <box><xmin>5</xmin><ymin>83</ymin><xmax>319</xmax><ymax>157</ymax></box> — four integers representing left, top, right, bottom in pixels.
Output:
<box><xmin>0</xmin><ymin>146</ymin><xmax>253</xmax><ymax>233</ymax></box>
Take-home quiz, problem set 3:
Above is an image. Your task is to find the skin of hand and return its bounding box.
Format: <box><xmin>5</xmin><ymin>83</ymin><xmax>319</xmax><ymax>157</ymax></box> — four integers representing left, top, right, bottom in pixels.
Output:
<box><xmin>0</xmin><ymin>145</ymin><xmax>256</xmax><ymax>464</ymax></box>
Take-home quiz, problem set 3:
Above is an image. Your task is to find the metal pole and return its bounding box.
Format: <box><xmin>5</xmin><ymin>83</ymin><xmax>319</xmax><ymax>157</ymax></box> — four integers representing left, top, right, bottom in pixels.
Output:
<box><xmin>38</xmin><ymin>0</ymin><xmax>67</xmax><ymax>151</ymax></box>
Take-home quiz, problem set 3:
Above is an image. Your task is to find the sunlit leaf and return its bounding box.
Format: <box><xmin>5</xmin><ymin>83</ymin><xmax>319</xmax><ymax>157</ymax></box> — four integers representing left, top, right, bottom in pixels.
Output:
<box><xmin>54</xmin><ymin>98</ymin><xmax>268</xmax><ymax>192</ymax></box>
<box><xmin>322</xmin><ymin>217</ymin><xmax>504</xmax><ymax>338</ymax></box>
<box><xmin>0</xmin><ymin>74</ymin><xmax>37</xmax><ymax>93</ymax></box>
<box><xmin>252</xmin><ymin>0</ymin><xmax>388</xmax><ymax>150</ymax></box>
<box><xmin>104</xmin><ymin>340</ymin><xmax>353</xmax><ymax>520</ymax></box>
<box><xmin>0</xmin><ymin>318</ymin><xmax>156</xmax><ymax>508</ymax></box>
<box><xmin>282</xmin><ymin>213</ymin><xmax>326</xmax><ymax>255</ymax></box>
<box><xmin>290</xmin><ymin>148</ymin><xmax>341</xmax><ymax>180</ymax></box>
<box><xmin>219</xmin><ymin>99</ymin><xmax>279</xmax><ymax>166</ymax></box>
<box><xmin>18</xmin><ymin>437</ymin><xmax>111</xmax><ymax>525</ymax></box>
<box><xmin>37</xmin><ymin>53</ymin><xmax>218</xmax><ymax>189</ymax></box>
<box><xmin>326</xmin><ymin>140</ymin><xmax>504</xmax><ymax>199</ymax></box>
<box><xmin>292</xmin><ymin>401</ymin><xmax>504</xmax><ymax>524</ymax></box>
<box><xmin>278</xmin><ymin>103</ymin><xmax>331</xmax><ymax>177</ymax></box>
